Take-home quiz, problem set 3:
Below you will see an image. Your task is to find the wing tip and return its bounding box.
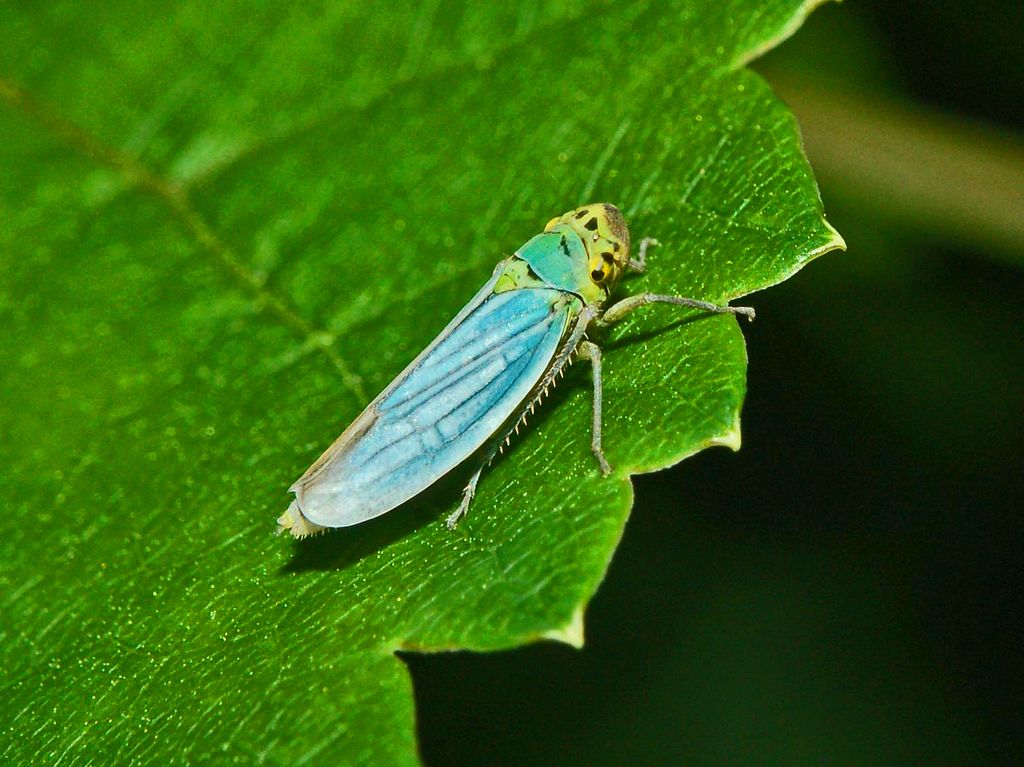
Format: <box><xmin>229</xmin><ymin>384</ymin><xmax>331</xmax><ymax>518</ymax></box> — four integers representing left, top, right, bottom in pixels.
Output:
<box><xmin>276</xmin><ymin>500</ymin><xmax>328</xmax><ymax>539</ymax></box>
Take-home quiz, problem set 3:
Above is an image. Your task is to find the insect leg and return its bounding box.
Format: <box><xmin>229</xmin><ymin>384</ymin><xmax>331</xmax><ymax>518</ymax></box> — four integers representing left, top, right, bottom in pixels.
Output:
<box><xmin>619</xmin><ymin>238</ymin><xmax>752</xmax><ymax>319</ymax></box>
<box><xmin>446</xmin><ymin>462</ymin><xmax>485</xmax><ymax>529</ymax></box>
<box><xmin>578</xmin><ymin>340</ymin><xmax>612</xmax><ymax>475</ymax></box>
<box><xmin>627</xmin><ymin>237</ymin><xmax>659</xmax><ymax>273</ymax></box>
<box><xmin>443</xmin><ymin>305</ymin><xmax>602</xmax><ymax>530</ymax></box>
<box><xmin>601</xmin><ymin>293</ymin><xmax>755</xmax><ymax>324</ymax></box>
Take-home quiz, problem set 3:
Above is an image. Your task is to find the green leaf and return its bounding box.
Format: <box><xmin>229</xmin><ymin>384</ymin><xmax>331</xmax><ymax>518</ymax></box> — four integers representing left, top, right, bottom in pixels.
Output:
<box><xmin>0</xmin><ymin>1</ymin><xmax>842</xmax><ymax>764</ymax></box>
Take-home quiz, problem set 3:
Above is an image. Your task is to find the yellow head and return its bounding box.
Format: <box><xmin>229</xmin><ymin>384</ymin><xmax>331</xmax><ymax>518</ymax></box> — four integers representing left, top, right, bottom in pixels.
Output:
<box><xmin>544</xmin><ymin>203</ymin><xmax>632</xmax><ymax>294</ymax></box>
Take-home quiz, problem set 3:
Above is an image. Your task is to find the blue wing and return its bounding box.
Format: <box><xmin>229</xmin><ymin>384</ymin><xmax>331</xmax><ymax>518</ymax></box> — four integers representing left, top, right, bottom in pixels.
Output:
<box><xmin>290</xmin><ymin>265</ymin><xmax>576</xmax><ymax>527</ymax></box>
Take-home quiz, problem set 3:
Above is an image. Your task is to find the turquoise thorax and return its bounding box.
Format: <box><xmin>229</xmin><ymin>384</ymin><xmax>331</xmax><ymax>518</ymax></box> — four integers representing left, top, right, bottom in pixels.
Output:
<box><xmin>514</xmin><ymin>225</ymin><xmax>605</xmax><ymax>305</ymax></box>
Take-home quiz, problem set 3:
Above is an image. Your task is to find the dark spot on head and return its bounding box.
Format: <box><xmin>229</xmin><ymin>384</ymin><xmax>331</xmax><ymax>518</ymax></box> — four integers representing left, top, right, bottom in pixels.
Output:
<box><xmin>591</xmin><ymin>269</ymin><xmax>605</xmax><ymax>281</ymax></box>
<box><xmin>585</xmin><ymin>217</ymin><xmax>599</xmax><ymax>231</ymax></box>
<box><xmin>575</xmin><ymin>209</ymin><xmax>589</xmax><ymax>219</ymax></box>
<box><xmin>601</xmin><ymin>252</ymin><xmax>615</xmax><ymax>264</ymax></box>
<box><xmin>613</xmin><ymin>242</ymin><xmax>621</xmax><ymax>252</ymax></box>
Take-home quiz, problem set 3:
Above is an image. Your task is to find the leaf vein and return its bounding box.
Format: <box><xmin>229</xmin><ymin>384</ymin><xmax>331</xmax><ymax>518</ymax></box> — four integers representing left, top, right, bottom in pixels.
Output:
<box><xmin>0</xmin><ymin>75</ymin><xmax>366</xmax><ymax>401</ymax></box>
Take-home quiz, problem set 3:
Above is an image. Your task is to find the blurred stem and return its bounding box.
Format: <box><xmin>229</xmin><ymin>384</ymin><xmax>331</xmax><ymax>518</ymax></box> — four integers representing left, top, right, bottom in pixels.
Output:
<box><xmin>761</xmin><ymin>66</ymin><xmax>1024</xmax><ymax>267</ymax></box>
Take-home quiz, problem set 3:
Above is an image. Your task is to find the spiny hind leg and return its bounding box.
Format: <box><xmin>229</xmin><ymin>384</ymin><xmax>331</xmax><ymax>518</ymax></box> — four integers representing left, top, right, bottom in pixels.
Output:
<box><xmin>445</xmin><ymin>307</ymin><xmax>602</xmax><ymax>529</ymax></box>
<box><xmin>578</xmin><ymin>340</ymin><xmax>612</xmax><ymax>476</ymax></box>
<box><xmin>446</xmin><ymin>461</ymin><xmax>486</xmax><ymax>529</ymax></box>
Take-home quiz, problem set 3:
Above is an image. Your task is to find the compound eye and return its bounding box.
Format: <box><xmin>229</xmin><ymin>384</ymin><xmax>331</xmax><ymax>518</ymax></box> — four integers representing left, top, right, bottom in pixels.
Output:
<box><xmin>591</xmin><ymin>268</ymin><xmax>605</xmax><ymax>282</ymax></box>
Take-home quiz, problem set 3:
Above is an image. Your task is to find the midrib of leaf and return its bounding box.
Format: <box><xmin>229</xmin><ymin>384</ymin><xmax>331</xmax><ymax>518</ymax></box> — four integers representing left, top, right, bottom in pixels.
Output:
<box><xmin>0</xmin><ymin>76</ymin><xmax>367</xmax><ymax>400</ymax></box>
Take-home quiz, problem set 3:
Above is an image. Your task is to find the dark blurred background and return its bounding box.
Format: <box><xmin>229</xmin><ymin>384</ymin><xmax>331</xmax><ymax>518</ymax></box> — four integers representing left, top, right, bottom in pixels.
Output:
<box><xmin>408</xmin><ymin>2</ymin><xmax>1024</xmax><ymax>764</ymax></box>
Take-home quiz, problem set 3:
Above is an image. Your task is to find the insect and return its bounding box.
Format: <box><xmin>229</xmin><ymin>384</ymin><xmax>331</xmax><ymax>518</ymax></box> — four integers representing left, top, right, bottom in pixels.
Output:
<box><xmin>278</xmin><ymin>203</ymin><xmax>753</xmax><ymax>538</ymax></box>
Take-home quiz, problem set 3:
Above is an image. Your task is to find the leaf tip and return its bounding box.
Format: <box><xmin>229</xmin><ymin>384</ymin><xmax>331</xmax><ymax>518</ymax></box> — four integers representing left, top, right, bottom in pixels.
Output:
<box><xmin>732</xmin><ymin>0</ymin><xmax>842</xmax><ymax>69</ymax></box>
<box><xmin>816</xmin><ymin>219</ymin><xmax>847</xmax><ymax>256</ymax></box>
<box><xmin>710</xmin><ymin>420</ymin><xmax>743</xmax><ymax>452</ymax></box>
<box><xmin>541</xmin><ymin>605</ymin><xmax>586</xmax><ymax>649</ymax></box>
